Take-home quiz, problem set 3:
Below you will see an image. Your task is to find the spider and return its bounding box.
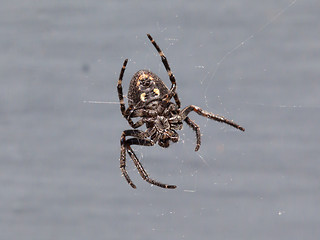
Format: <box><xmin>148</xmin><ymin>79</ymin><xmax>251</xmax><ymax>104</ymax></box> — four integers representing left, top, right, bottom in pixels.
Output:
<box><xmin>117</xmin><ymin>34</ymin><xmax>245</xmax><ymax>189</ymax></box>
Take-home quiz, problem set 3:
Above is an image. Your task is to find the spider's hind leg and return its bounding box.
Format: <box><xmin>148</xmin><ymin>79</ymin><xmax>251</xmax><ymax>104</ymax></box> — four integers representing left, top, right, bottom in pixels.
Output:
<box><xmin>184</xmin><ymin>117</ymin><xmax>201</xmax><ymax>151</ymax></box>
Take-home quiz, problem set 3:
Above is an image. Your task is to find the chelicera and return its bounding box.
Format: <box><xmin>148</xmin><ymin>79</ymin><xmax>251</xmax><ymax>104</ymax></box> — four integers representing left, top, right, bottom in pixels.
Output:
<box><xmin>117</xmin><ymin>34</ymin><xmax>245</xmax><ymax>189</ymax></box>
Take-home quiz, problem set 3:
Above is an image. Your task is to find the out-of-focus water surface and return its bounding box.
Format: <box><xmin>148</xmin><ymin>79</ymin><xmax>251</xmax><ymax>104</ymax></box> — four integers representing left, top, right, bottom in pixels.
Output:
<box><xmin>1</xmin><ymin>1</ymin><xmax>319</xmax><ymax>239</ymax></box>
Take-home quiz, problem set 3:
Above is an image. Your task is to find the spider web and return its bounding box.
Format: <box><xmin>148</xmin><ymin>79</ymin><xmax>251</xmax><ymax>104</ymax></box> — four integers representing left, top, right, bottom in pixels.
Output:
<box><xmin>181</xmin><ymin>0</ymin><xmax>299</xmax><ymax>192</ymax></box>
<box><xmin>83</xmin><ymin>0</ymin><xmax>299</xmax><ymax>192</ymax></box>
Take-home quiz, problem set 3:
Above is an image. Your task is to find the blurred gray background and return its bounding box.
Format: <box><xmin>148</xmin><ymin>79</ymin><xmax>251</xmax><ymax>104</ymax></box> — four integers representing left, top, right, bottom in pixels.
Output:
<box><xmin>1</xmin><ymin>0</ymin><xmax>319</xmax><ymax>239</ymax></box>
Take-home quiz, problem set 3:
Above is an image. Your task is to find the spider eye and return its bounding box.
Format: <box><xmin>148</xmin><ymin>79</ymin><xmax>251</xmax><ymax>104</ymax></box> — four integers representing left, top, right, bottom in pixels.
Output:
<box><xmin>140</xmin><ymin>93</ymin><xmax>146</xmax><ymax>101</ymax></box>
<box><xmin>153</xmin><ymin>88</ymin><xmax>160</xmax><ymax>96</ymax></box>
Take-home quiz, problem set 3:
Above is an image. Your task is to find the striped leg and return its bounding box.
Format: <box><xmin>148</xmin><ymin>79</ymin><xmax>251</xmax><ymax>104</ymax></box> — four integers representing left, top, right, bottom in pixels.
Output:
<box><xmin>120</xmin><ymin>130</ymin><xmax>152</xmax><ymax>189</ymax></box>
<box><xmin>127</xmin><ymin>145</ymin><xmax>176</xmax><ymax>189</ymax></box>
<box><xmin>173</xmin><ymin>92</ymin><xmax>181</xmax><ymax>108</ymax></box>
<box><xmin>117</xmin><ymin>59</ymin><xmax>140</xmax><ymax>128</ymax></box>
<box><xmin>180</xmin><ymin>105</ymin><xmax>245</xmax><ymax>132</ymax></box>
<box><xmin>120</xmin><ymin>130</ymin><xmax>176</xmax><ymax>189</ymax></box>
<box><xmin>147</xmin><ymin>34</ymin><xmax>177</xmax><ymax>93</ymax></box>
<box><xmin>184</xmin><ymin>117</ymin><xmax>201</xmax><ymax>151</ymax></box>
<box><xmin>117</xmin><ymin>59</ymin><xmax>128</xmax><ymax>116</ymax></box>
<box><xmin>147</xmin><ymin>34</ymin><xmax>182</xmax><ymax>107</ymax></box>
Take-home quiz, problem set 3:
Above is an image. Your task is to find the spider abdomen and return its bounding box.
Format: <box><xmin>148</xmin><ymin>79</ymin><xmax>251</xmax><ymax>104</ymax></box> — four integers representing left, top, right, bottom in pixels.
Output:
<box><xmin>128</xmin><ymin>70</ymin><xmax>170</xmax><ymax>107</ymax></box>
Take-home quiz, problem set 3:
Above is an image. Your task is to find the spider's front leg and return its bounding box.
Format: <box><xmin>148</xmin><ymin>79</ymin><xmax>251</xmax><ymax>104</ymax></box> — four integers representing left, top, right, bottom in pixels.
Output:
<box><xmin>117</xmin><ymin>60</ymin><xmax>147</xmax><ymax>129</ymax></box>
<box><xmin>180</xmin><ymin>105</ymin><xmax>245</xmax><ymax>131</ymax></box>
<box><xmin>120</xmin><ymin>130</ymin><xmax>176</xmax><ymax>189</ymax></box>
<box><xmin>147</xmin><ymin>34</ymin><xmax>181</xmax><ymax>108</ymax></box>
<box><xmin>117</xmin><ymin>59</ymin><xmax>128</xmax><ymax>116</ymax></box>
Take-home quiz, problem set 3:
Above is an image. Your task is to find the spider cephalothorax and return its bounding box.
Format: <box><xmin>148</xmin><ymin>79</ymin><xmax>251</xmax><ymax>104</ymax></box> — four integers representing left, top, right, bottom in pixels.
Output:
<box><xmin>117</xmin><ymin>34</ymin><xmax>245</xmax><ymax>189</ymax></box>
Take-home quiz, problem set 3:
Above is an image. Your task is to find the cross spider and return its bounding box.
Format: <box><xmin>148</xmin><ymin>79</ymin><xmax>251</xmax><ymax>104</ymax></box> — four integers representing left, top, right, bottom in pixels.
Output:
<box><xmin>117</xmin><ymin>34</ymin><xmax>245</xmax><ymax>189</ymax></box>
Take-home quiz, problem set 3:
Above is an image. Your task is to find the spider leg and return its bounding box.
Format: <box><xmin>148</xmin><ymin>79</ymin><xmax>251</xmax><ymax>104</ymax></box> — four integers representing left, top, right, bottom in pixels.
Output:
<box><xmin>180</xmin><ymin>105</ymin><xmax>245</xmax><ymax>131</ymax></box>
<box><xmin>173</xmin><ymin>92</ymin><xmax>181</xmax><ymax>108</ymax></box>
<box><xmin>117</xmin><ymin>60</ymin><xmax>145</xmax><ymax>128</ymax></box>
<box><xmin>120</xmin><ymin>130</ymin><xmax>176</xmax><ymax>189</ymax></box>
<box><xmin>125</xmin><ymin>113</ymin><xmax>146</xmax><ymax>128</ymax></box>
<box><xmin>126</xmin><ymin>145</ymin><xmax>177</xmax><ymax>189</ymax></box>
<box><xmin>184</xmin><ymin>117</ymin><xmax>201</xmax><ymax>151</ymax></box>
<box><xmin>117</xmin><ymin>59</ymin><xmax>128</xmax><ymax>116</ymax></box>
<box><xmin>147</xmin><ymin>34</ymin><xmax>177</xmax><ymax>94</ymax></box>
<box><xmin>120</xmin><ymin>130</ymin><xmax>150</xmax><ymax>189</ymax></box>
<box><xmin>147</xmin><ymin>34</ymin><xmax>181</xmax><ymax>108</ymax></box>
